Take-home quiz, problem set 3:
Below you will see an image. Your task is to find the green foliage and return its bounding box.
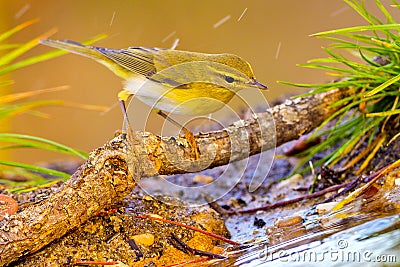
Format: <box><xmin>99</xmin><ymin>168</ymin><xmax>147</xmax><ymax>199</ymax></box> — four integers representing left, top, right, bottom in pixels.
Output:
<box><xmin>0</xmin><ymin>19</ymin><xmax>105</xmax><ymax>187</ymax></box>
<box><xmin>0</xmin><ymin>133</ymin><xmax>88</xmax><ymax>159</ymax></box>
<box><xmin>282</xmin><ymin>0</ymin><xmax>400</xmax><ymax>173</ymax></box>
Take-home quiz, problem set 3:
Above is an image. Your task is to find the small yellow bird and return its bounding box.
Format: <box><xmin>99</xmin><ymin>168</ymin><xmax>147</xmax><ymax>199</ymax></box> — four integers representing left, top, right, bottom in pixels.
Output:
<box><xmin>40</xmin><ymin>39</ymin><xmax>267</xmax><ymax>158</ymax></box>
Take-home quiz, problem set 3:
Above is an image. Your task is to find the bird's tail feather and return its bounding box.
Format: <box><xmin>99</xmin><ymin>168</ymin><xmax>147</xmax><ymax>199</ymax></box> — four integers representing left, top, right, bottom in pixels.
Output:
<box><xmin>40</xmin><ymin>39</ymin><xmax>103</xmax><ymax>60</ymax></box>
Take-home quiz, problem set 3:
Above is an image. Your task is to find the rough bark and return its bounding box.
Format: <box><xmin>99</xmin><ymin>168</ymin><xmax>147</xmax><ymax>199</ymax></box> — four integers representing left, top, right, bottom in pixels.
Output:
<box><xmin>0</xmin><ymin>88</ymin><xmax>350</xmax><ymax>266</ymax></box>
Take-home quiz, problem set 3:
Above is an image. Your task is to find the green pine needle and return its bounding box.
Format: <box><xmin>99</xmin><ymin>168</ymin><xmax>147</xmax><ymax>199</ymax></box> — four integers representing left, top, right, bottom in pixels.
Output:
<box><xmin>283</xmin><ymin>0</ymin><xmax>400</xmax><ymax>173</ymax></box>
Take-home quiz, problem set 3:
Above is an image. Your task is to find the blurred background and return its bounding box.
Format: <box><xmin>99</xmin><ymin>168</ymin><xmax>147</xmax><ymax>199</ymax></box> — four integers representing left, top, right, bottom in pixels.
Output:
<box><xmin>1</xmin><ymin>0</ymin><xmax>379</xmax><ymax>164</ymax></box>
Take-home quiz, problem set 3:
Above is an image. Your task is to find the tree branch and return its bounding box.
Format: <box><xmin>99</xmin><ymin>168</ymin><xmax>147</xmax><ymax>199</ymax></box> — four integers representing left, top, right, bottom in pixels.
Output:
<box><xmin>0</xmin><ymin>88</ymin><xmax>349</xmax><ymax>266</ymax></box>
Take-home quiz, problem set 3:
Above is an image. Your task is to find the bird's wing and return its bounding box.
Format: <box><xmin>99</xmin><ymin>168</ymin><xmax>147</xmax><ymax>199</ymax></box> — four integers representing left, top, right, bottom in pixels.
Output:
<box><xmin>93</xmin><ymin>46</ymin><xmax>161</xmax><ymax>77</ymax></box>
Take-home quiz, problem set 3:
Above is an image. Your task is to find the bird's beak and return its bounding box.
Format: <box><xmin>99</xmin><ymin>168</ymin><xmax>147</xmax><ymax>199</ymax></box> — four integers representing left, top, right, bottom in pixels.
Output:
<box><xmin>248</xmin><ymin>79</ymin><xmax>268</xmax><ymax>90</ymax></box>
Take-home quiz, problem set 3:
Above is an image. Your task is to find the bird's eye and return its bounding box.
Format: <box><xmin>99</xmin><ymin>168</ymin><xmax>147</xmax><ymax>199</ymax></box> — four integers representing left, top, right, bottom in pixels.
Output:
<box><xmin>225</xmin><ymin>75</ymin><xmax>235</xmax><ymax>83</ymax></box>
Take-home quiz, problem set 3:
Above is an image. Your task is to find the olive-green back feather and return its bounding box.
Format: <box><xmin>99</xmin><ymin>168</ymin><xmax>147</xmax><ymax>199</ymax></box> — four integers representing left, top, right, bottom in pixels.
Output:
<box><xmin>40</xmin><ymin>39</ymin><xmax>255</xmax><ymax>80</ymax></box>
<box><xmin>94</xmin><ymin>46</ymin><xmax>159</xmax><ymax>77</ymax></box>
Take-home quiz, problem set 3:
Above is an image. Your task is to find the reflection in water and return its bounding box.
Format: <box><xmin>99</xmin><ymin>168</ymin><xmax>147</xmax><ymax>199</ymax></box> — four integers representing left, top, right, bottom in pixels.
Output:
<box><xmin>209</xmin><ymin>184</ymin><xmax>400</xmax><ymax>266</ymax></box>
<box><xmin>230</xmin><ymin>215</ymin><xmax>400</xmax><ymax>267</ymax></box>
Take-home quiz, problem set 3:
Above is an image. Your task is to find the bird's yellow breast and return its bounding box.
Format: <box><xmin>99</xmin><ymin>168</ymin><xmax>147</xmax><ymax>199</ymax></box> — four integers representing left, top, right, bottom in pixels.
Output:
<box><xmin>162</xmin><ymin>83</ymin><xmax>236</xmax><ymax>115</ymax></box>
<box><xmin>129</xmin><ymin>79</ymin><xmax>236</xmax><ymax>116</ymax></box>
<box><xmin>167</xmin><ymin>83</ymin><xmax>235</xmax><ymax>103</ymax></box>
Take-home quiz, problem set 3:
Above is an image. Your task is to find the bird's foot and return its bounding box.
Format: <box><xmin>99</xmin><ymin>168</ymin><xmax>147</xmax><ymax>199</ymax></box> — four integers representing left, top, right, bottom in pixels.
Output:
<box><xmin>182</xmin><ymin>128</ymin><xmax>200</xmax><ymax>160</ymax></box>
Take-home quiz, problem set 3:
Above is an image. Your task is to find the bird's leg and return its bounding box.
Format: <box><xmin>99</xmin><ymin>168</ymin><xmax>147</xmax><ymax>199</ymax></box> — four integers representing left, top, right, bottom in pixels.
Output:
<box><xmin>118</xmin><ymin>90</ymin><xmax>134</xmax><ymax>137</ymax></box>
<box><xmin>117</xmin><ymin>99</ymin><xmax>135</xmax><ymax>139</ymax></box>
<box><xmin>119</xmin><ymin>100</ymin><xmax>130</xmax><ymax>128</ymax></box>
<box><xmin>155</xmin><ymin>109</ymin><xmax>200</xmax><ymax>160</ymax></box>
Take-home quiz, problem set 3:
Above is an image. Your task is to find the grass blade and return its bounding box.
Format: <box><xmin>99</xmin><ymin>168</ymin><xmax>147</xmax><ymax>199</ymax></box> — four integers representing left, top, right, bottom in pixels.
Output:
<box><xmin>364</xmin><ymin>73</ymin><xmax>400</xmax><ymax>97</ymax></box>
<box><xmin>0</xmin><ymin>18</ymin><xmax>39</xmax><ymax>43</ymax></box>
<box><xmin>311</xmin><ymin>24</ymin><xmax>400</xmax><ymax>37</ymax></box>
<box><xmin>0</xmin><ymin>33</ymin><xmax>107</xmax><ymax>76</ymax></box>
<box><xmin>0</xmin><ymin>86</ymin><xmax>69</xmax><ymax>104</ymax></box>
<box><xmin>0</xmin><ymin>28</ymin><xmax>57</xmax><ymax>67</ymax></box>
<box><xmin>0</xmin><ymin>133</ymin><xmax>88</xmax><ymax>159</ymax></box>
<box><xmin>0</xmin><ymin>160</ymin><xmax>70</xmax><ymax>179</ymax></box>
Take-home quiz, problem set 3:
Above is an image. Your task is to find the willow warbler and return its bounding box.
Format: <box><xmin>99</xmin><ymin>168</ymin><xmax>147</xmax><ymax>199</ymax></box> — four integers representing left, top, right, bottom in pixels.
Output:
<box><xmin>40</xmin><ymin>39</ymin><xmax>267</xmax><ymax>158</ymax></box>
